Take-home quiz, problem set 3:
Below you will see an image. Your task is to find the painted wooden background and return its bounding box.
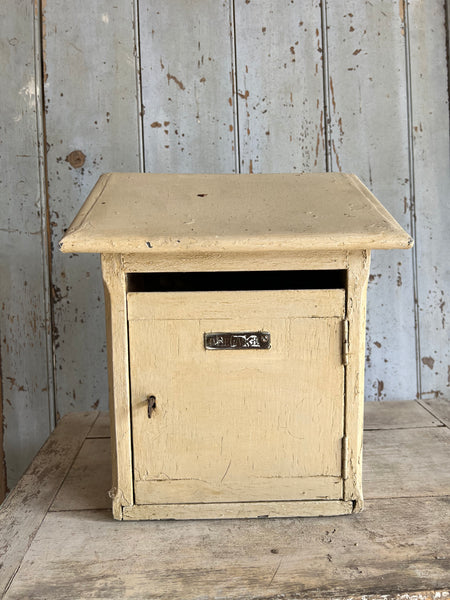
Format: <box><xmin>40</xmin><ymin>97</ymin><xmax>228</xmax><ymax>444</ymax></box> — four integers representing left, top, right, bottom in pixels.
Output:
<box><xmin>1</xmin><ymin>0</ymin><xmax>449</xmax><ymax>492</ymax></box>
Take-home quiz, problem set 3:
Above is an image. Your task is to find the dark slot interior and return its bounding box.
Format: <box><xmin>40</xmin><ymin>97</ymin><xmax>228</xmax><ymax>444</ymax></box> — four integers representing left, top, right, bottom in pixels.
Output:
<box><xmin>127</xmin><ymin>270</ymin><xmax>346</xmax><ymax>292</ymax></box>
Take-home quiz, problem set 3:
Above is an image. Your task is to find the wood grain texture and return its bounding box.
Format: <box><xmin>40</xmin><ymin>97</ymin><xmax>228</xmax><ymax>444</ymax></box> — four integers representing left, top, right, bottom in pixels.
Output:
<box><xmin>234</xmin><ymin>0</ymin><xmax>325</xmax><ymax>173</ymax></box>
<box><xmin>128</xmin><ymin>289</ymin><xmax>346</xmax><ymax>320</ymax></box>
<box><xmin>0</xmin><ymin>0</ymin><xmax>52</xmax><ymax>491</ymax></box>
<box><xmin>121</xmin><ymin>249</ymin><xmax>350</xmax><ymax>273</ymax></box>
<box><xmin>0</xmin><ymin>412</ymin><xmax>96</xmax><ymax>598</ymax></box>
<box><xmin>343</xmin><ymin>251</ymin><xmax>370</xmax><ymax>508</ymax></box>
<box><xmin>139</xmin><ymin>0</ymin><xmax>236</xmax><ymax>173</ymax></box>
<box><xmin>364</xmin><ymin>400</ymin><xmax>443</xmax><ymax>430</ymax></box>
<box><xmin>43</xmin><ymin>0</ymin><xmax>140</xmax><ymax>421</ymax></box>
<box><xmin>5</xmin><ymin>496</ymin><xmax>449</xmax><ymax>599</ymax></box>
<box><xmin>407</xmin><ymin>1</ymin><xmax>450</xmax><ymax>401</ymax></box>
<box><xmin>325</xmin><ymin>0</ymin><xmax>417</xmax><ymax>403</ymax></box>
<box><xmin>60</xmin><ymin>173</ymin><xmax>412</xmax><ymax>254</ymax></box>
<box><xmin>102</xmin><ymin>254</ymin><xmax>133</xmax><ymax>519</ymax></box>
<box><xmin>129</xmin><ymin>290</ymin><xmax>345</xmax><ymax>508</ymax></box>
<box><xmin>363</xmin><ymin>427</ymin><xmax>450</xmax><ymax>499</ymax></box>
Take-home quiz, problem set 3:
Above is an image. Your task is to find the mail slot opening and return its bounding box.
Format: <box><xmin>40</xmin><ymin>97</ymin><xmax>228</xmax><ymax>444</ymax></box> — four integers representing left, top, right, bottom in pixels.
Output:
<box><xmin>127</xmin><ymin>269</ymin><xmax>346</xmax><ymax>292</ymax></box>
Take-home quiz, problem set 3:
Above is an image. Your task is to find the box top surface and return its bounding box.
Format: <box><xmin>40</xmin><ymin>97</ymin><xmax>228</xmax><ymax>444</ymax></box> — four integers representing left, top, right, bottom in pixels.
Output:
<box><xmin>59</xmin><ymin>173</ymin><xmax>412</xmax><ymax>254</ymax></box>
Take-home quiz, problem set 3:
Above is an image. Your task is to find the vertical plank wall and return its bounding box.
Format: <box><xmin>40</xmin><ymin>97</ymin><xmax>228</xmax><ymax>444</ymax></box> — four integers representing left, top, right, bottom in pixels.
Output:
<box><xmin>0</xmin><ymin>0</ymin><xmax>449</xmax><ymax>490</ymax></box>
<box><xmin>234</xmin><ymin>0</ymin><xmax>326</xmax><ymax>173</ymax></box>
<box><xmin>408</xmin><ymin>1</ymin><xmax>450</xmax><ymax>399</ymax></box>
<box><xmin>0</xmin><ymin>0</ymin><xmax>53</xmax><ymax>489</ymax></box>
<box><xmin>43</xmin><ymin>0</ymin><xmax>140</xmax><ymax>419</ymax></box>
<box><xmin>326</xmin><ymin>1</ymin><xmax>417</xmax><ymax>401</ymax></box>
<box><xmin>139</xmin><ymin>0</ymin><xmax>237</xmax><ymax>173</ymax></box>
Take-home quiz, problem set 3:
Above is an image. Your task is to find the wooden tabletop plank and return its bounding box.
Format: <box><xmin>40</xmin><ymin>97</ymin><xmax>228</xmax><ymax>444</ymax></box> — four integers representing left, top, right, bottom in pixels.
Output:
<box><xmin>3</xmin><ymin>404</ymin><xmax>449</xmax><ymax>598</ymax></box>
<box><xmin>59</xmin><ymin>173</ymin><xmax>413</xmax><ymax>254</ymax></box>
<box><xmin>48</xmin><ymin>414</ymin><xmax>450</xmax><ymax>512</ymax></box>
<box><xmin>418</xmin><ymin>398</ymin><xmax>450</xmax><ymax>428</ymax></box>
<box><xmin>50</xmin><ymin>438</ymin><xmax>112</xmax><ymax>512</ymax></box>
<box><xmin>0</xmin><ymin>412</ymin><xmax>97</xmax><ymax>597</ymax></box>
<box><xmin>363</xmin><ymin>427</ymin><xmax>450</xmax><ymax>498</ymax></box>
<box><xmin>4</xmin><ymin>497</ymin><xmax>449</xmax><ymax>599</ymax></box>
<box><xmin>87</xmin><ymin>411</ymin><xmax>110</xmax><ymax>438</ymax></box>
<box><xmin>364</xmin><ymin>400</ymin><xmax>443</xmax><ymax>430</ymax></box>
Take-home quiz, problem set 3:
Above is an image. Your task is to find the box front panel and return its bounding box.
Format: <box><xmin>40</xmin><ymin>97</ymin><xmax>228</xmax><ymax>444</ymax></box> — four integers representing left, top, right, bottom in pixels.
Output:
<box><xmin>128</xmin><ymin>290</ymin><xmax>345</xmax><ymax>504</ymax></box>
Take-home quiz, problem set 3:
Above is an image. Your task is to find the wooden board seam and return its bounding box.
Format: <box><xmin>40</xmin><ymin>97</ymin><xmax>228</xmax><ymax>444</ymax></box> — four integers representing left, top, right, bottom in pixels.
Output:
<box><xmin>416</xmin><ymin>399</ymin><xmax>449</xmax><ymax>428</ymax></box>
<box><xmin>364</xmin><ymin>425</ymin><xmax>446</xmax><ymax>431</ymax></box>
<box><xmin>0</xmin><ymin>413</ymin><xmax>97</xmax><ymax>596</ymax></box>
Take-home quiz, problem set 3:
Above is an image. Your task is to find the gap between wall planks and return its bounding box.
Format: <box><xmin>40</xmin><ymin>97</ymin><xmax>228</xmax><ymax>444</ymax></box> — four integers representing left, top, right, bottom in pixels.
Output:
<box><xmin>1</xmin><ymin>0</ymin><xmax>449</xmax><ymax>491</ymax></box>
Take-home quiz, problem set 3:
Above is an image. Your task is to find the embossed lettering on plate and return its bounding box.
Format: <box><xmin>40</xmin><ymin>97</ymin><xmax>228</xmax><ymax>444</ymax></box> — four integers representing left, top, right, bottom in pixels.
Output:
<box><xmin>204</xmin><ymin>331</ymin><xmax>271</xmax><ymax>350</ymax></box>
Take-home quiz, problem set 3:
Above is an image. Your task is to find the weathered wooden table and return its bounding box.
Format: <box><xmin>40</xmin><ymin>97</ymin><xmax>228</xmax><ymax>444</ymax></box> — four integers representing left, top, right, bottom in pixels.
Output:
<box><xmin>1</xmin><ymin>399</ymin><xmax>449</xmax><ymax>599</ymax></box>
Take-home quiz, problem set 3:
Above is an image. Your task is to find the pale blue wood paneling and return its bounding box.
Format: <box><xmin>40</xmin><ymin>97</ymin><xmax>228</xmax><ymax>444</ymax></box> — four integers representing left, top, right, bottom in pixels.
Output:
<box><xmin>43</xmin><ymin>1</ymin><xmax>141</xmax><ymax>418</ymax></box>
<box><xmin>139</xmin><ymin>0</ymin><xmax>236</xmax><ymax>173</ymax></box>
<box><xmin>234</xmin><ymin>0</ymin><xmax>326</xmax><ymax>173</ymax></box>
<box><xmin>326</xmin><ymin>0</ymin><xmax>417</xmax><ymax>401</ymax></box>
<box><xmin>0</xmin><ymin>0</ymin><xmax>52</xmax><ymax>488</ymax></box>
<box><xmin>408</xmin><ymin>0</ymin><xmax>450</xmax><ymax>400</ymax></box>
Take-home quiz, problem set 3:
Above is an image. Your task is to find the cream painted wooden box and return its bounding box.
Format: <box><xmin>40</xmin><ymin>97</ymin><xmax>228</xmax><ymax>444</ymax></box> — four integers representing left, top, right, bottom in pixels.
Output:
<box><xmin>60</xmin><ymin>173</ymin><xmax>412</xmax><ymax>520</ymax></box>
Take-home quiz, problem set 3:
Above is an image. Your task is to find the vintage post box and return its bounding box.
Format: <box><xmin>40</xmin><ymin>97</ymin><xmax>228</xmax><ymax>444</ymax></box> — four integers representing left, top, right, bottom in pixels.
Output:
<box><xmin>60</xmin><ymin>173</ymin><xmax>412</xmax><ymax>520</ymax></box>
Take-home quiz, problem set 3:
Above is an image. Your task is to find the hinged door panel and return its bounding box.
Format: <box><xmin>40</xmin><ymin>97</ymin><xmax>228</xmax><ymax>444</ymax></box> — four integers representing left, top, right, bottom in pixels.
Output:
<box><xmin>128</xmin><ymin>289</ymin><xmax>345</xmax><ymax>504</ymax></box>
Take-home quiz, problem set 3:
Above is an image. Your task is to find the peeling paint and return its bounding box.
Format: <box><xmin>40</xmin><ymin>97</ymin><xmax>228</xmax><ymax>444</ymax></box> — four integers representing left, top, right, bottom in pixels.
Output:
<box><xmin>375</xmin><ymin>379</ymin><xmax>384</xmax><ymax>400</ymax></box>
<box><xmin>167</xmin><ymin>73</ymin><xmax>185</xmax><ymax>90</ymax></box>
<box><xmin>331</xmin><ymin>139</ymin><xmax>342</xmax><ymax>172</ymax></box>
<box><xmin>422</xmin><ymin>357</ymin><xmax>435</xmax><ymax>370</ymax></box>
<box><xmin>329</xmin><ymin>77</ymin><xmax>336</xmax><ymax>113</ymax></box>
<box><xmin>399</xmin><ymin>0</ymin><xmax>405</xmax><ymax>35</ymax></box>
<box><xmin>238</xmin><ymin>90</ymin><xmax>249</xmax><ymax>100</ymax></box>
<box><xmin>396</xmin><ymin>264</ymin><xmax>402</xmax><ymax>287</ymax></box>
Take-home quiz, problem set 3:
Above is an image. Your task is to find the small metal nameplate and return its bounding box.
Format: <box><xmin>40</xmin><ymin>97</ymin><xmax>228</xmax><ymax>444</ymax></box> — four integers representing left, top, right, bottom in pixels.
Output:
<box><xmin>204</xmin><ymin>331</ymin><xmax>271</xmax><ymax>350</ymax></box>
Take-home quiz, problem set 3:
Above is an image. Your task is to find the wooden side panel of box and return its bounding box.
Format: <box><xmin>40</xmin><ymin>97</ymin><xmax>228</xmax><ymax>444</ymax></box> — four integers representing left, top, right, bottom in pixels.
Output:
<box><xmin>102</xmin><ymin>254</ymin><xmax>133</xmax><ymax>519</ymax></box>
<box><xmin>344</xmin><ymin>250</ymin><xmax>371</xmax><ymax>510</ymax></box>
